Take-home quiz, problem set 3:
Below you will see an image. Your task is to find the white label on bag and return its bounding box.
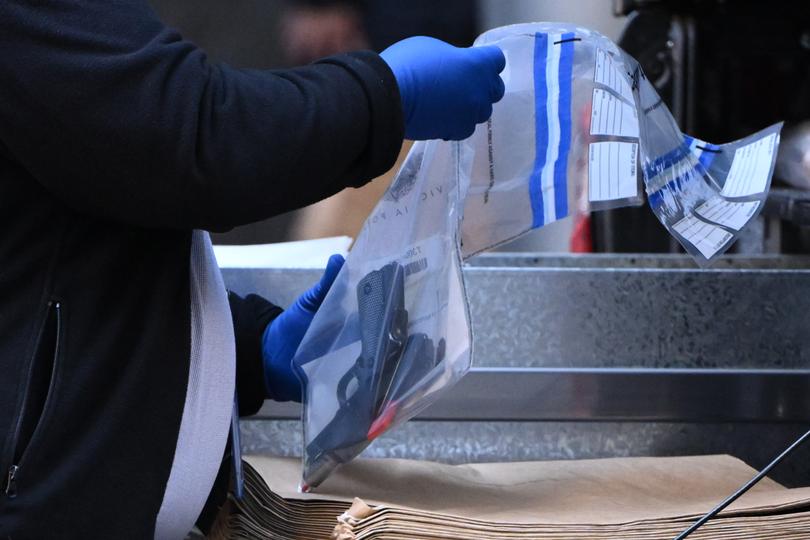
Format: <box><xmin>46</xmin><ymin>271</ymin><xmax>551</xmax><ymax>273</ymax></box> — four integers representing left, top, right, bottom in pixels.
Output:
<box><xmin>594</xmin><ymin>48</ymin><xmax>635</xmax><ymax>102</ymax></box>
<box><xmin>695</xmin><ymin>197</ymin><xmax>761</xmax><ymax>230</ymax></box>
<box><xmin>672</xmin><ymin>214</ymin><xmax>734</xmax><ymax>259</ymax></box>
<box><xmin>588</xmin><ymin>141</ymin><xmax>637</xmax><ymax>201</ymax></box>
<box><xmin>720</xmin><ymin>133</ymin><xmax>777</xmax><ymax>197</ymax></box>
<box><xmin>590</xmin><ymin>89</ymin><xmax>639</xmax><ymax>138</ymax></box>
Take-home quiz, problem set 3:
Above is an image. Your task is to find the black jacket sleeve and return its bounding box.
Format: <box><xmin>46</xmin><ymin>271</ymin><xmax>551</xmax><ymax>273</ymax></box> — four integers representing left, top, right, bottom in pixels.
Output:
<box><xmin>227</xmin><ymin>292</ymin><xmax>283</xmax><ymax>417</ymax></box>
<box><xmin>0</xmin><ymin>0</ymin><xmax>403</xmax><ymax>231</ymax></box>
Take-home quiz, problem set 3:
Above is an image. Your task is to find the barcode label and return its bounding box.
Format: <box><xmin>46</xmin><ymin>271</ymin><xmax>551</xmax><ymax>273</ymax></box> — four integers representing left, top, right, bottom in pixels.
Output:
<box><xmin>404</xmin><ymin>258</ymin><xmax>428</xmax><ymax>276</ymax></box>
<box><xmin>588</xmin><ymin>141</ymin><xmax>638</xmax><ymax>201</ymax></box>
<box><xmin>721</xmin><ymin>133</ymin><xmax>777</xmax><ymax>197</ymax></box>
<box><xmin>590</xmin><ymin>88</ymin><xmax>638</xmax><ymax>138</ymax></box>
<box><xmin>672</xmin><ymin>214</ymin><xmax>733</xmax><ymax>259</ymax></box>
<box><xmin>695</xmin><ymin>197</ymin><xmax>760</xmax><ymax>231</ymax></box>
<box><xmin>594</xmin><ymin>48</ymin><xmax>634</xmax><ymax>102</ymax></box>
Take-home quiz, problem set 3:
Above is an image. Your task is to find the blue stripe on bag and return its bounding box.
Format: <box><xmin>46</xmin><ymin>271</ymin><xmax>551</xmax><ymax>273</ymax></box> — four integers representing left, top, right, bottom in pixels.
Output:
<box><xmin>698</xmin><ymin>142</ymin><xmax>720</xmax><ymax>170</ymax></box>
<box><xmin>684</xmin><ymin>135</ymin><xmax>720</xmax><ymax>171</ymax></box>
<box><xmin>644</xmin><ymin>142</ymin><xmax>691</xmax><ymax>178</ymax></box>
<box><xmin>529</xmin><ymin>32</ymin><xmax>549</xmax><ymax>228</ymax></box>
<box><xmin>553</xmin><ymin>32</ymin><xmax>575</xmax><ymax>221</ymax></box>
<box><xmin>647</xmin><ymin>134</ymin><xmax>726</xmax><ymax>211</ymax></box>
<box><xmin>648</xmin><ymin>169</ymin><xmax>701</xmax><ymax>211</ymax></box>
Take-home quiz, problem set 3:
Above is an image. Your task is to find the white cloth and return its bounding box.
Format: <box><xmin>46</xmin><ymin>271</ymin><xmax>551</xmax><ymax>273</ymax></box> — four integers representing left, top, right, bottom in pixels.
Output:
<box><xmin>154</xmin><ymin>231</ymin><xmax>236</xmax><ymax>539</ymax></box>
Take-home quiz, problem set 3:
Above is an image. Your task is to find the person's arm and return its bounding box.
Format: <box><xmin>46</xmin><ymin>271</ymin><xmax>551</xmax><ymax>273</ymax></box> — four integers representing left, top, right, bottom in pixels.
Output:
<box><xmin>0</xmin><ymin>0</ymin><xmax>403</xmax><ymax>231</ymax></box>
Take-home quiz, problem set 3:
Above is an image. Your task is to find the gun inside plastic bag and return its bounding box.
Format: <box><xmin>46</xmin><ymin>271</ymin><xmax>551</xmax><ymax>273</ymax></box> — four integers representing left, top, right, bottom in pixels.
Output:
<box><xmin>302</xmin><ymin>262</ymin><xmax>444</xmax><ymax>491</ymax></box>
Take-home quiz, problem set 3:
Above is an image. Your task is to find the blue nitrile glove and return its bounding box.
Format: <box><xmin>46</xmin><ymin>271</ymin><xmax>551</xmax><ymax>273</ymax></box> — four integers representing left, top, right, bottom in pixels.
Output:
<box><xmin>261</xmin><ymin>254</ymin><xmax>345</xmax><ymax>402</ymax></box>
<box><xmin>380</xmin><ymin>36</ymin><xmax>506</xmax><ymax>141</ymax></box>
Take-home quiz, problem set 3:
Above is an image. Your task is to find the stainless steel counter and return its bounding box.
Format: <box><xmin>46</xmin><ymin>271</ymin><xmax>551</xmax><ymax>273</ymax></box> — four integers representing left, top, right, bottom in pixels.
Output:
<box><xmin>222</xmin><ymin>254</ymin><xmax>810</xmax><ymax>486</ymax></box>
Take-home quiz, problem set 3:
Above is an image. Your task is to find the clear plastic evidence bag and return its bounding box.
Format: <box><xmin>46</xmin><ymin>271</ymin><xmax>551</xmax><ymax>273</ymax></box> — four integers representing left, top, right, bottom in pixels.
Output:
<box><xmin>292</xmin><ymin>22</ymin><xmax>782</xmax><ymax>490</ymax></box>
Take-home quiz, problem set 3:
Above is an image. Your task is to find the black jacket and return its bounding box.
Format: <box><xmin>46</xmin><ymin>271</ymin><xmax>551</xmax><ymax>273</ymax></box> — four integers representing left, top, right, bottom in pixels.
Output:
<box><xmin>0</xmin><ymin>0</ymin><xmax>403</xmax><ymax>537</ymax></box>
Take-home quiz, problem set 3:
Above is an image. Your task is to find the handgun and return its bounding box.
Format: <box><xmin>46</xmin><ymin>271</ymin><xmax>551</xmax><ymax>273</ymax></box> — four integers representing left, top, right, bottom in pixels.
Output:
<box><xmin>302</xmin><ymin>262</ymin><xmax>408</xmax><ymax>490</ymax></box>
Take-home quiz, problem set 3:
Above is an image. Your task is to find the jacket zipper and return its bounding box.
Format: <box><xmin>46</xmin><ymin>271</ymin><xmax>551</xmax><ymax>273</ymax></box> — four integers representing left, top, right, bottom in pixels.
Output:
<box><xmin>4</xmin><ymin>301</ymin><xmax>62</xmax><ymax>498</ymax></box>
<box><xmin>5</xmin><ymin>465</ymin><xmax>19</xmax><ymax>498</ymax></box>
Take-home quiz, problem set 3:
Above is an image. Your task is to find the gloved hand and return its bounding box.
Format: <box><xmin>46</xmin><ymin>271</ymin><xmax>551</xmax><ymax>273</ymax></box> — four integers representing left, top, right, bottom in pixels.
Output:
<box><xmin>380</xmin><ymin>36</ymin><xmax>506</xmax><ymax>141</ymax></box>
<box><xmin>261</xmin><ymin>254</ymin><xmax>345</xmax><ymax>402</ymax></box>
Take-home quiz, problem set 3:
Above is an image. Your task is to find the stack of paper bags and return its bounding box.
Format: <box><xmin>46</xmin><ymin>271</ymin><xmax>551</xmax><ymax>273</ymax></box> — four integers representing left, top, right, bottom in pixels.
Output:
<box><xmin>225</xmin><ymin>455</ymin><xmax>810</xmax><ymax>539</ymax></box>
